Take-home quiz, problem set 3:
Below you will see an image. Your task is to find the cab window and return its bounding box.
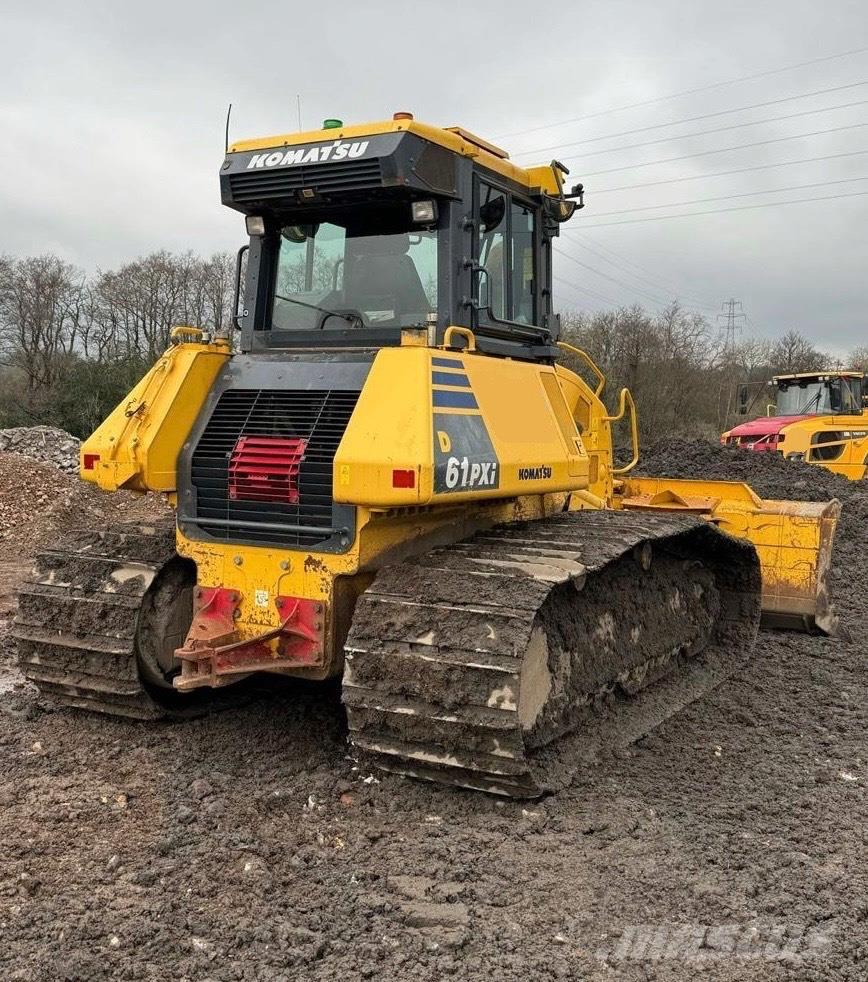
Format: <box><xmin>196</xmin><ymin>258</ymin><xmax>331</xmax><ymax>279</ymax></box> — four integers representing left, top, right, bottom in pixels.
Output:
<box><xmin>478</xmin><ymin>185</ymin><xmax>507</xmax><ymax>319</ymax></box>
<box><xmin>511</xmin><ymin>201</ymin><xmax>535</xmax><ymax>324</ymax></box>
<box><xmin>476</xmin><ymin>181</ymin><xmax>536</xmax><ymax>325</ymax></box>
<box><xmin>271</xmin><ymin>206</ymin><xmax>437</xmax><ymax>332</ymax></box>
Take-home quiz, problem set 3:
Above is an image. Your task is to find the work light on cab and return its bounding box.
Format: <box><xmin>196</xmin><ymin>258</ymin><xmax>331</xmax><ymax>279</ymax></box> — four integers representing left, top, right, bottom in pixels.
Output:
<box><xmin>411</xmin><ymin>200</ymin><xmax>437</xmax><ymax>224</ymax></box>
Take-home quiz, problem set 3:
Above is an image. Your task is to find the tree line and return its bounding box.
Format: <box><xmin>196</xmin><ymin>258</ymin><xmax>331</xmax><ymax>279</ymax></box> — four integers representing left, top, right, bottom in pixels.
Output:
<box><xmin>0</xmin><ymin>252</ymin><xmax>235</xmax><ymax>436</ymax></box>
<box><xmin>1</xmin><ymin>250</ymin><xmax>864</xmax><ymax>442</ymax></box>
<box><xmin>560</xmin><ymin>304</ymin><xmax>868</xmax><ymax>445</ymax></box>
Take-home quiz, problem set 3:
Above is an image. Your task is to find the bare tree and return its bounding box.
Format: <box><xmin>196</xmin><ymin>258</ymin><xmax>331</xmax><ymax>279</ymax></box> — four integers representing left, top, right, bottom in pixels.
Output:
<box><xmin>769</xmin><ymin>330</ymin><xmax>828</xmax><ymax>374</ymax></box>
<box><xmin>0</xmin><ymin>255</ymin><xmax>85</xmax><ymax>389</ymax></box>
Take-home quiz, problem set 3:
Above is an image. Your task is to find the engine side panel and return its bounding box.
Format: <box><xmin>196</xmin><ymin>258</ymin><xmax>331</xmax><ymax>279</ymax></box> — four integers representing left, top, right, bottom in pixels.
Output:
<box><xmin>334</xmin><ymin>345</ymin><xmax>591</xmax><ymax>506</ymax></box>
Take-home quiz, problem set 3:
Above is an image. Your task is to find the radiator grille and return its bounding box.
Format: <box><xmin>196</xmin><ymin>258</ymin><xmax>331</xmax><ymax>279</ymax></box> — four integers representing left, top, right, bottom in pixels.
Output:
<box><xmin>228</xmin><ymin>160</ymin><xmax>383</xmax><ymax>203</ymax></box>
<box><xmin>190</xmin><ymin>389</ymin><xmax>359</xmax><ymax>548</ymax></box>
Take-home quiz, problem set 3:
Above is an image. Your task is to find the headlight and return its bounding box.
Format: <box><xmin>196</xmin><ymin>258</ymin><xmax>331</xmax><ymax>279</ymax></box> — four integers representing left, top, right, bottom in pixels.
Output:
<box><xmin>786</xmin><ymin>452</ymin><xmax>805</xmax><ymax>461</ymax></box>
<box><xmin>411</xmin><ymin>200</ymin><xmax>438</xmax><ymax>224</ymax></box>
<box><xmin>245</xmin><ymin>215</ymin><xmax>266</xmax><ymax>236</ymax></box>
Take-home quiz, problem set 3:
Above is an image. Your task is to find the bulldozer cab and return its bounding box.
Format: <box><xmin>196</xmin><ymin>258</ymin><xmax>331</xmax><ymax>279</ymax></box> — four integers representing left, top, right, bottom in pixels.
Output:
<box><xmin>772</xmin><ymin>372</ymin><xmax>864</xmax><ymax>416</ymax></box>
<box><xmin>220</xmin><ymin>116</ymin><xmax>578</xmax><ymax>362</ymax></box>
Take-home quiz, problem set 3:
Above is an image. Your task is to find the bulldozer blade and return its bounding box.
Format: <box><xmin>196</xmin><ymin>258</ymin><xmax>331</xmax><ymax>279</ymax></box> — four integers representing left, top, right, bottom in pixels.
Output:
<box><xmin>615</xmin><ymin>476</ymin><xmax>840</xmax><ymax>634</ymax></box>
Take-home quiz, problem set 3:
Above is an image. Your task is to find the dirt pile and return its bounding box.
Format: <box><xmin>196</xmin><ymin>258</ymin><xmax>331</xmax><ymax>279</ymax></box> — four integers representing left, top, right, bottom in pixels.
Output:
<box><xmin>0</xmin><ymin>453</ymin><xmax>170</xmax><ymax>562</ymax></box>
<box><xmin>638</xmin><ymin>436</ymin><xmax>855</xmax><ymax>503</ymax></box>
<box><xmin>0</xmin><ymin>426</ymin><xmax>82</xmax><ymax>474</ymax></box>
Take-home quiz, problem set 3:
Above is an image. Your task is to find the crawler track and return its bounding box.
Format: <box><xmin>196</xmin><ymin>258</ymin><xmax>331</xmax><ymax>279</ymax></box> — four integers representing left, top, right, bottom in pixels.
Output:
<box><xmin>13</xmin><ymin>523</ymin><xmax>178</xmax><ymax>719</ymax></box>
<box><xmin>343</xmin><ymin>510</ymin><xmax>761</xmax><ymax>796</ymax></box>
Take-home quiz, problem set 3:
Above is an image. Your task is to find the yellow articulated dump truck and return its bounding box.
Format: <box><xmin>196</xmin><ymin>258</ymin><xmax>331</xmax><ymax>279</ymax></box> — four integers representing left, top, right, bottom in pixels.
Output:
<box><xmin>722</xmin><ymin>370</ymin><xmax>868</xmax><ymax>480</ymax></box>
<box><xmin>13</xmin><ymin>114</ymin><xmax>840</xmax><ymax>796</ymax></box>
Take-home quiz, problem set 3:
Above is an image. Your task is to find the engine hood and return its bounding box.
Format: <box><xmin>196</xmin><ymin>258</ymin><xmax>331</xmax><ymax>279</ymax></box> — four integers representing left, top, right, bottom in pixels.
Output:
<box><xmin>727</xmin><ymin>414</ymin><xmax>813</xmax><ymax>438</ymax></box>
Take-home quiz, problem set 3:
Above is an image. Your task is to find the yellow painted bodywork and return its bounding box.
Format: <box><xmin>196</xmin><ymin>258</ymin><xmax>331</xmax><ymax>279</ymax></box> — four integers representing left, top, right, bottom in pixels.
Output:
<box><xmin>80</xmin><ymin>325</ymin><xmax>842</xmax><ymax>684</ymax></box>
<box><xmin>174</xmin><ymin>340</ymin><xmax>599</xmax><ymax>674</ymax></box>
<box><xmin>614</xmin><ymin>477</ymin><xmax>840</xmax><ymax>631</ymax></box>
<box><xmin>80</xmin><ymin>338</ymin><xmax>230</xmax><ymax>492</ymax></box>
<box><xmin>229</xmin><ymin>118</ymin><xmax>564</xmax><ymax>195</ymax></box>
<box><xmin>176</xmin><ymin>491</ymin><xmax>568</xmax><ymax>680</ymax></box>
<box><xmin>333</xmin><ymin>346</ymin><xmax>590</xmax><ymax>506</ymax></box>
<box><xmin>733</xmin><ymin>415</ymin><xmax>868</xmax><ymax>481</ymax></box>
<box><xmin>722</xmin><ymin>370</ymin><xmax>868</xmax><ymax>480</ymax></box>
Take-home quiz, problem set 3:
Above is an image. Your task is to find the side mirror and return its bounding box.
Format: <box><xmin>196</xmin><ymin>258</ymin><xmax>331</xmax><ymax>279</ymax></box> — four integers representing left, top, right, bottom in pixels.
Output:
<box><xmin>542</xmin><ymin>194</ymin><xmax>578</xmax><ymax>223</ymax></box>
<box><xmin>479</xmin><ymin>196</ymin><xmax>506</xmax><ymax>233</ymax></box>
<box><xmin>281</xmin><ymin>223</ymin><xmax>319</xmax><ymax>243</ymax></box>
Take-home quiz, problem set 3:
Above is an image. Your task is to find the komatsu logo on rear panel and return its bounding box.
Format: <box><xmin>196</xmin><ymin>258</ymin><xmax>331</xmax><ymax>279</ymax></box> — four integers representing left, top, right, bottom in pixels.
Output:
<box><xmin>246</xmin><ymin>141</ymin><xmax>370</xmax><ymax>169</ymax></box>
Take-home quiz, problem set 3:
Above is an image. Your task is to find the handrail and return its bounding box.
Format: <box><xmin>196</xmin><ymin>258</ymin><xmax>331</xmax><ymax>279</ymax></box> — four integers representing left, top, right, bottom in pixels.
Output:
<box><xmin>604</xmin><ymin>387</ymin><xmax>640</xmax><ymax>475</ymax></box>
<box><xmin>443</xmin><ymin>325</ymin><xmax>477</xmax><ymax>351</ymax></box>
<box><xmin>556</xmin><ymin>341</ymin><xmax>606</xmax><ymax>397</ymax></box>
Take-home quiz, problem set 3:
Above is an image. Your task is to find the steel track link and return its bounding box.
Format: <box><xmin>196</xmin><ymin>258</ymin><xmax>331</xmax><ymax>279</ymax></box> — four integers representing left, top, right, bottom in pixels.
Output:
<box><xmin>342</xmin><ymin>510</ymin><xmax>760</xmax><ymax>797</ymax></box>
<box><xmin>12</xmin><ymin>522</ymin><xmax>178</xmax><ymax>719</ymax></box>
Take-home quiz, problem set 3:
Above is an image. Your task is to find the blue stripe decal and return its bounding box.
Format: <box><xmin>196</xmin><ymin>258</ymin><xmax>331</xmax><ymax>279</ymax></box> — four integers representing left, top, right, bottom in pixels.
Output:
<box><xmin>432</xmin><ymin>357</ymin><xmax>464</xmax><ymax>368</ymax></box>
<box><xmin>432</xmin><ymin>371</ymin><xmax>471</xmax><ymax>388</ymax></box>
<box><xmin>432</xmin><ymin>390</ymin><xmax>479</xmax><ymax>409</ymax></box>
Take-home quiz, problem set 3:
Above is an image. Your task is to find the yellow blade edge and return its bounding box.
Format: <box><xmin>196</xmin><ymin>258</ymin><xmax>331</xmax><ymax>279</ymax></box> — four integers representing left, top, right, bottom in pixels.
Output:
<box><xmin>615</xmin><ymin>476</ymin><xmax>841</xmax><ymax>635</ymax></box>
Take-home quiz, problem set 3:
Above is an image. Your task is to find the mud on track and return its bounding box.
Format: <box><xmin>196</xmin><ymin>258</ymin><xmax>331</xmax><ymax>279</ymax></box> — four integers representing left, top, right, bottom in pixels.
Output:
<box><xmin>0</xmin><ymin>444</ymin><xmax>866</xmax><ymax>980</ymax></box>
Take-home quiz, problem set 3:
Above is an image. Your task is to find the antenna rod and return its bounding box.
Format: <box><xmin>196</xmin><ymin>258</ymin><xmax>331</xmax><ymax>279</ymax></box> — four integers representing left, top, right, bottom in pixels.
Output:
<box><xmin>225</xmin><ymin>103</ymin><xmax>233</xmax><ymax>153</ymax></box>
<box><xmin>297</xmin><ymin>94</ymin><xmax>302</xmax><ymax>131</ymax></box>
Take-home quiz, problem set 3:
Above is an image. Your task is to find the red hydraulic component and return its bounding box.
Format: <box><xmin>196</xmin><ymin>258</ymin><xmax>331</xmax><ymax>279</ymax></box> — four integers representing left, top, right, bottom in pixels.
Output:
<box><xmin>174</xmin><ymin>587</ymin><xmax>324</xmax><ymax>691</ymax></box>
<box><xmin>228</xmin><ymin>435</ymin><xmax>307</xmax><ymax>504</ymax></box>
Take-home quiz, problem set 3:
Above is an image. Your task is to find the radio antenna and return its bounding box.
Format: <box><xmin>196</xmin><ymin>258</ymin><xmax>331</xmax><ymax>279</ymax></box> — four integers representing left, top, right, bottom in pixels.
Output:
<box><xmin>297</xmin><ymin>94</ymin><xmax>302</xmax><ymax>131</ymax></box>
<box><xmin>225</xmin><ymin>103</ymin><xmax>233</xmax><ymax>153</ymax></box>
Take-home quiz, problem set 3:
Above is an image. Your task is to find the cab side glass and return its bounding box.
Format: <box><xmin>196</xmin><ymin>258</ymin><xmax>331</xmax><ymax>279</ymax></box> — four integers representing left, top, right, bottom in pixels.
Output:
<box><xmin>478</xmin><ymin>186</ymin><xmax>506</xmax><ymax>319</ymax></box>
<box><xmin>511</xmin><ymin>202</ymin><xmax>535</xmax><ymax>324</ymax></box>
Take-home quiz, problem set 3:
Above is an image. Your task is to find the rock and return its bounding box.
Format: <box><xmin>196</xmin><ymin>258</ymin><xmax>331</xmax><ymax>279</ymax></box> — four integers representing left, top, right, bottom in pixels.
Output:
<box><xmin>0</xmin><ymin>427</ymin><xmax>81</xmax><ymax>474</ymax></box>
<box><xmin>190</xmin><ymin>778</ymin><xmax>213</xmax><ymax>799</ymax></box>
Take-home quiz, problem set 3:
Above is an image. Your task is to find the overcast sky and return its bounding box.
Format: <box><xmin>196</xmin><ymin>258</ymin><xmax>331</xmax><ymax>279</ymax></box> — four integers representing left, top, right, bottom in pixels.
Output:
<box><xmin>2</xmin><ymin>0</ymin><xmax>866</xmax><ymax>351</ymax></box>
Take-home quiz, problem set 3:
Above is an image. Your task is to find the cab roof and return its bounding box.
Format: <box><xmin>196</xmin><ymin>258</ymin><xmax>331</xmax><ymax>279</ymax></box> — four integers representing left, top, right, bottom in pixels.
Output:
<box><xmin>773</xmin><ymin>371</ymin><xmax>865</xmax><ymax>382</ymax></box>
<box><xmin>229</xmin><ymin>116</ymin><xmax>565</xmax><ymax>195</ymax></box>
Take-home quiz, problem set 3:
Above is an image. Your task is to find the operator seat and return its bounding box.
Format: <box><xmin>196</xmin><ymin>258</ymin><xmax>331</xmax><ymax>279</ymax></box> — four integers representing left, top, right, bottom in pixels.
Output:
<box><xmin>343</xmin><ymin>233</ymin><xmax>431</xmax><ymax>323</ymax></box>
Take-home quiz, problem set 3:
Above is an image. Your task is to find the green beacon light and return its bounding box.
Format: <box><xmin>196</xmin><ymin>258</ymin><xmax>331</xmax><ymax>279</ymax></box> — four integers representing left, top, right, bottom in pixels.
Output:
<box><xmin>322</xmin><ymin>118</ymin><xmax>343</xmax><ymax>130</ymax></box>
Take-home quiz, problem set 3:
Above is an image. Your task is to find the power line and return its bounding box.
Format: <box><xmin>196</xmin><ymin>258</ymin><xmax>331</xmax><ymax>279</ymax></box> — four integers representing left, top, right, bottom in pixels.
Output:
<box><xmin>565</xmin><ymin>175</ymin><xmax>868</xmax><ymax>218</ymax></box>
<box><xmin>593</xmin><ymin>148</ymin><xmax>868</xmax><ymax>194</ymax></box>
<box><xmin>581</xmin><ymin>122</ymin><xmax>868</xmax><ymax>177</ymax></box>
<box><xmin>569</xmin><ymin>237</ymin><xmax>720</xmax><ymax>309</ymax></box>
<box><xmin>553</xmin><ymin>246</ymin><xmax>685</xmax><ymax>307</ymax></box>
<box><xmin>578</xmin><ymin>234</ymin><xmax>720</xmax><ymax>306</ymax></box>
<box><xmin>553</xmin><ymin>273</ymin><xmax>622</xmax><ymax>308</ymax></box>
<box><xmin>553</xmin><ymin>272</ymin><xmax>623</xmax><ymax>307</ymax></box>
<box><xmin>510</xmin><ymin>80</ymin><xmax>868</xmax><ymax>155</ymax></box>
<box><xmin>517</xmin><ymin>98</ymin><xmax>868</xmax><ymax>160</ymax></box>
<box><xmin>575</xmin><ymin>189</ymin><xmax>868</xmax><ymax>228</ymax></box>
<box><xmin>492</xmin><ymin>45</ymin><xmax>868</xmax><ymax>140</ymax></box>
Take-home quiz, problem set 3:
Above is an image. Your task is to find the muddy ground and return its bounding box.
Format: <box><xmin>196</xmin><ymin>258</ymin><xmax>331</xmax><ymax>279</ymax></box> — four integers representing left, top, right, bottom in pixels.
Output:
<box><xmin>0</xmin><ymin>445</ymin><xmax>865</xmax><ymax>981</ymax></box>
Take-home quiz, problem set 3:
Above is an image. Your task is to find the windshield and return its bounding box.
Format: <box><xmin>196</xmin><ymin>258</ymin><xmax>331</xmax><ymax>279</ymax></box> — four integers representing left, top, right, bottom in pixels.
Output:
<box><xmin>775</xmin><ymin>378</ymin><xmax>861</xmax><ymax>415</ymax></box>
<box><xmin>271</xmin><ymin>214</ymin><xmax>437</xmax><ymax>331</ymax></box>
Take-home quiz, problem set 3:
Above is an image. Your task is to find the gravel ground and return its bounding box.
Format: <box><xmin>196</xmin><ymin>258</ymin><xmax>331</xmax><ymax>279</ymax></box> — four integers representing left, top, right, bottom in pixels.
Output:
<box><xmin>0</xmin><ymin>443</ymin><xmax>865</xmax><ymax>981</ymax></box>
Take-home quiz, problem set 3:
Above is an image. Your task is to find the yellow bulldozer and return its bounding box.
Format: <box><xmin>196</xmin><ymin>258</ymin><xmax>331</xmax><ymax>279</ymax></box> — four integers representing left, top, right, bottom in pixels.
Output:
<box><xmin>13</xmin><ymin>114</ymin><xmax>840</xmax><ymax>796</ymax></box>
